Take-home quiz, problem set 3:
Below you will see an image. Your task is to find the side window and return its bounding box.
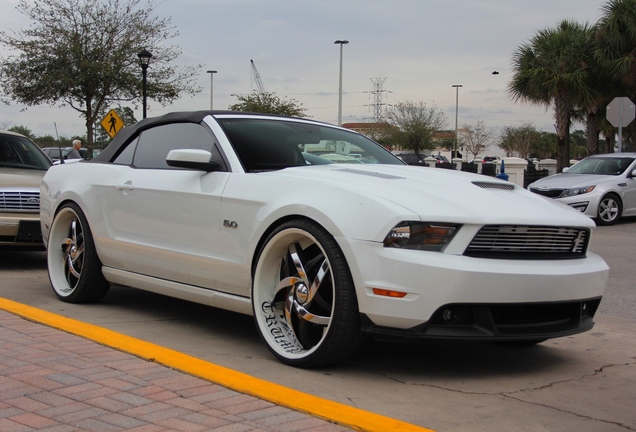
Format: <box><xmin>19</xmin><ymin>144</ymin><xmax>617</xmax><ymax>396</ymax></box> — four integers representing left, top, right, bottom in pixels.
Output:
<box><xmin>132</xmin><ymin>123</ymin><xmax>222</xmax><ymax>169</ymax></box>
<box><xmin>113</xmin><ymin>136</ymin><xmax>139</xmax><ymax>165</ymax></box>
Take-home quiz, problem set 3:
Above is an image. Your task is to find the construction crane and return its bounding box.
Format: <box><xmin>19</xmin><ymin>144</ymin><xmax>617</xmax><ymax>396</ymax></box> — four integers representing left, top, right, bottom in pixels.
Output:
<box><xmin>250</xmin><ymin>59</ymin><xmax>266</xmax><ymax>94</ymax></box>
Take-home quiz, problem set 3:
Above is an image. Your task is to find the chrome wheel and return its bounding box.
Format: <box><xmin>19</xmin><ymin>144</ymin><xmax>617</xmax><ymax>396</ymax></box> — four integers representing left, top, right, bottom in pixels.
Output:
<box><xmin>62</xmin><ymin>218</ymin><xmax>83</xmax><ymax>290</ymax></box>
<box><xmin>47</xmin><ymin>203</ymin><xmax>109</xmax><ymax>303</ymax></box>
<box><xmin>253</xmin><ymin>220</ymin><xmax>360</xmax><ymax>367</ymax></box>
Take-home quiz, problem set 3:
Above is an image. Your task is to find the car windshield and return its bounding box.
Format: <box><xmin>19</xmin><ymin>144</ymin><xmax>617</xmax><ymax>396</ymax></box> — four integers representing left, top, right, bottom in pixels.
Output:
<box><xmin>566</xmin><ymin>156</ymin><xmax>635</xmax><ymax>176</ymax></box>
<box><xmin>0</xmin><ymin>135</ymin><xmax>52</xmax><ymax>170</ymax></box>
<box><xmin>217</xmin><ymin>118</ymin><xmax>403</xmax><ymax>172</ymax></box>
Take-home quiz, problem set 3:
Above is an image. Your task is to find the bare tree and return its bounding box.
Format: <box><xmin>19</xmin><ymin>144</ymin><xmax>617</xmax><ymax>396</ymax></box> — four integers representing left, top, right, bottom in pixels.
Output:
<box><xmin>460</xmin><ymin>121</ymin><xmax>495</xmax><ymax>161</ymax></box>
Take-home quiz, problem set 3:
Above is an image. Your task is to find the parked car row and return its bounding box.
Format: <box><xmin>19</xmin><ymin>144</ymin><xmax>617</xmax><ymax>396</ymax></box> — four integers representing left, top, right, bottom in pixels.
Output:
<box><xmin>41</xmin><ymin>146</ymin><xmax>101</xmax><ymax>162</ymax></box>
<box><xmin>395</xmin><ymin>153</ymin><xmax>450</xmax><ymax>166</ymax></box>
<box><xmin>397</xmin><ymin>153</ymin><xmax>505</xmax><ymax>167</ymax></box>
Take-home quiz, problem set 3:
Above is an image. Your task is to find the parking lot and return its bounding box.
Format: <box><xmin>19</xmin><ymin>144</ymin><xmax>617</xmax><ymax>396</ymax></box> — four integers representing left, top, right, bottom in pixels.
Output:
<box><xmin>1</xmin><ymin>218</ymin><xmax>635</xmax><ymax>431</ymax></box>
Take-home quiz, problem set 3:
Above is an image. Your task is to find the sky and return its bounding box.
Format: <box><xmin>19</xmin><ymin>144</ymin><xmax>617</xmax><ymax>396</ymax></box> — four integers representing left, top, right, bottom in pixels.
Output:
<box><xmin>0</xmin><ymin>0</ymin><xmax>609</xmax><ymax>140</ymax></box>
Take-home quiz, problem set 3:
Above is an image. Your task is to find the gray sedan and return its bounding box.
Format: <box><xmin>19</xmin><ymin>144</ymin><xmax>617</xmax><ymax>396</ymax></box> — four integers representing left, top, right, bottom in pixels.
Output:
<box><xmin>528</xmin><ymin>153</ymin><xmax>636</xmax><ymax>225</ymax></box>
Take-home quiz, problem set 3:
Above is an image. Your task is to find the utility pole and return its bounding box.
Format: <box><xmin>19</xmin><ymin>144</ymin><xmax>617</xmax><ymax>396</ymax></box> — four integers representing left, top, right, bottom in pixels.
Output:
<box><xmin>207</xmin><ymin>70</ymin><xmax>217</xmax><ymax>110</ymax></box>
<box><xmin>334</xmin><ymin>40</ymin><xmax>349</xmax><ymax>126</ymax></box>
<box><xmin>452</xmin><ymin>84</ymin><xmax>463</xmax><ymax>159</ymax></box>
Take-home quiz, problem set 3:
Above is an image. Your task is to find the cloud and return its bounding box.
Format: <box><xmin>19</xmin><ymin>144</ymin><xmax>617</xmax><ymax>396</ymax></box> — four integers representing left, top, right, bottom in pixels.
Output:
<box><xmin>0</xmin><ymin>0</ymin><xmax>606</xmax><ymax>137</ymax></box>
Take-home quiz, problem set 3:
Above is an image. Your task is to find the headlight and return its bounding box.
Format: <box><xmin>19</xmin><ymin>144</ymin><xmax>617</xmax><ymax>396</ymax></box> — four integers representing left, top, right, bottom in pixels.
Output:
<box><xmin>383</xmin><ymin>222</ymin><xmax>460</xmax><ymax>251</ymax></box>
<box><xmin>561</xmin><ymin>185</ymin><xmax>595</xmax><ymax>197</ymax></box>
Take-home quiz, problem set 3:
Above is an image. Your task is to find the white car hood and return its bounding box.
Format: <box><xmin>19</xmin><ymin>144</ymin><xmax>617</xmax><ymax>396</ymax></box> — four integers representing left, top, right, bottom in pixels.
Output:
<box><xmin>530</xmin><ymin>173</ymin><xmax>612</xmax><ymax>189</ymax></box>
<box><xmin>263</xmin><ymin>164</ymin><xmax>593</xmax><ymax>226</ymax></box>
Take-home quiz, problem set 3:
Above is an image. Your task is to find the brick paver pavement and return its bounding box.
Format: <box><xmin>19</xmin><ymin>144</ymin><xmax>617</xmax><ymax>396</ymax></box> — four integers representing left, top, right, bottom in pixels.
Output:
<box><xmin>0</xmin><ymin>310</ymin><xmax>351</xmax><ymax>432</ymax></box>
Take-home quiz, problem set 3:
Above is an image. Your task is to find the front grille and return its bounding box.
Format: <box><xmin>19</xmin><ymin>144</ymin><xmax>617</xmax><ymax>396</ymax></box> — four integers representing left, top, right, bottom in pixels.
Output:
<box><xmin>465</xmin><ymin>225</ymin><xmax>589</xmax><ymax>259</ymax></box>
<box><xmin>529</xmin><ymin>187</ymin><xmax>563</xmax><ymax>198</ymax></box>
<box><xmin>0</xmin><ymin>190</ymin><xmax>40</xmax><ymax>213</ymax></box>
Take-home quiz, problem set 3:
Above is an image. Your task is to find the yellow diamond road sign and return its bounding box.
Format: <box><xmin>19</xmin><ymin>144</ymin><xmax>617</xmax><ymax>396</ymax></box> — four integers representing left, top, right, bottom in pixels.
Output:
<box><xmin>101</xmin><ymin>109</ymin><xmax>124</xmax><ymax>139</ymax></box>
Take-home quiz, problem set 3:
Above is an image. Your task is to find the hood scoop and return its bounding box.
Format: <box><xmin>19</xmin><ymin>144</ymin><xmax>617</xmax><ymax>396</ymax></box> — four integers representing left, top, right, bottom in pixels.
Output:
<box><xmin>338</xmin><ymin>168</ymin><xmax>405</xmax><ymax>180</ymax></box>
<box><xmin>472</xmin><ymin>181</ymin><xmax>515</xmax><ymax>191</ymax></box>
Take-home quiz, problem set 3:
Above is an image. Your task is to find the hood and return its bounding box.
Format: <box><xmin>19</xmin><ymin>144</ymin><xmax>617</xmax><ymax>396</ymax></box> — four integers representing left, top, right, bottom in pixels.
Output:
<box><xmin>529</xmin><ymin>173</ymin><xmax>614</xmax><ymax>189</ymax></box>
<box><xmin>0</xmin><ymin>168</ymin><xmax>46</xmax><ymax>189</ymax></box>
<box><xmin>264</xmin><ymin>164</ymin><xmax>594</xmax><ymax>227</ymax></box>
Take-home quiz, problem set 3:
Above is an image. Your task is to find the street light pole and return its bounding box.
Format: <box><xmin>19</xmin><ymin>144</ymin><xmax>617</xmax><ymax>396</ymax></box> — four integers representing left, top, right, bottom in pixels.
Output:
<box><xmin>207</xmin><ymin>70</ymin><xmax>217</xmax><ymax>110</ymax></box>
<box><xmin>334</xmin><ymin>40</ymin><xmax>349</xmax><ymax>126</ymax></box>
<box><xmin>452</xmin><ymin>84</ymin><xmax>463</xmax><ymax>159</ymax></box>
<box><xmin>137</xmin><ymin>49</ymin><xmax>153</xmax><ymax>119</ymax></box>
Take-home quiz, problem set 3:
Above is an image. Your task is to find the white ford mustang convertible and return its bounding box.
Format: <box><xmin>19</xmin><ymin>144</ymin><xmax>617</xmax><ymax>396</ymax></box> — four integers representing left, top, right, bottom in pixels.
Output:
<box><xmin>40</xmin><ymin>111</ymin><xmax>608</xmax><ymax>367</ymax></box>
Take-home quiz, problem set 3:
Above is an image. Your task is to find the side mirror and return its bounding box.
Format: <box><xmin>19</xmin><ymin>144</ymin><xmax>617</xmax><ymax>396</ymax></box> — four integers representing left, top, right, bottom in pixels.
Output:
<box><xmin>166</xmin><ymin>149</ymin><xmax>222</xmax><ymax>171</ymax></box>
<box><xmin>562</xmin><ymin>167</ymin><xmax>569</xmax><ymax>173</ymax></box>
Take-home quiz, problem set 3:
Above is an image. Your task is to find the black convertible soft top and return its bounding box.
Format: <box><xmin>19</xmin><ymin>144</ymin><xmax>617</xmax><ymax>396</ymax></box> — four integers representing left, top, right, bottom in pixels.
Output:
<box><xmin>93</xmin><ymin>110</ymin><xmax>216</xmax><ymax>162</ymax></box>
<box><xmin>92</xmin><ymin>110</ymin><xmax>326</xmax><ymax>163</ymax></box>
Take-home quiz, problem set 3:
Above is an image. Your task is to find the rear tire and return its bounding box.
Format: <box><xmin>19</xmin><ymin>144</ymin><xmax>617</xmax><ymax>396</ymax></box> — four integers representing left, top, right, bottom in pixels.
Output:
<box><xmin>47</xmin><ymin>202</ymin><xmax>110</xmax><ymax>303</ymax></box>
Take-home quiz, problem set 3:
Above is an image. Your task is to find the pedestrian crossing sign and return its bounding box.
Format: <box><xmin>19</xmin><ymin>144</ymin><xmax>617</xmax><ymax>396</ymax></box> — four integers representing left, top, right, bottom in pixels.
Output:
<box><xmin>100</xmin><ymin>109</ymin><xmax>125</xmax><ymax>139</ymax></box>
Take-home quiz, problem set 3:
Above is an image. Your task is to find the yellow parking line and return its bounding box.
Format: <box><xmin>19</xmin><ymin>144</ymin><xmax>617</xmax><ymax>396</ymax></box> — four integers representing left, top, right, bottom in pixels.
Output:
<box><xmin>0</xmin><ymin>297</ymin><xmax>434</xmax><ymax>432</ymax></box>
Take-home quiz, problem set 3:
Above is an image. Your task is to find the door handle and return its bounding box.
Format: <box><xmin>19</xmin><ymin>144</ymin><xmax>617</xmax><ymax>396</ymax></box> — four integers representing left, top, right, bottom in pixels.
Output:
<box><xmin>116</xmin><ymin>180</ymin><xmax>135</xmax><ymax>191</ymax></box>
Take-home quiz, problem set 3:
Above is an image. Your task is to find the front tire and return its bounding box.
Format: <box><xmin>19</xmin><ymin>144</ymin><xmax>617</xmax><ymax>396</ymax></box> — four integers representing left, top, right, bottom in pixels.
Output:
<box><xmin>47</xmin><ymin>202</ymin><xmax>110</xmax><ymax>303</ymax></box>
<box><xmin>252</xmin><ymin>219</ymin><xmax>360</xmax><ymax>368</ymax></box>
<box><xmin>596</xmin><ymin>193</ymin><xmax>622</xmax><ymax>225</ymax></box>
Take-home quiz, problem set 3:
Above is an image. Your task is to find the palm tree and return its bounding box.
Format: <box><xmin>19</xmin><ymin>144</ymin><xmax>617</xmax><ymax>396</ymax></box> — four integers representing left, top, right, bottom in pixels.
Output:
<box><xmin>596</xmin><ymin>0</ymin><xmax>636</xmax><ymax>93</ymax></box>
<box><xmin>509</xmin><ymin>20</ymin><xmax>597</xmax><ymax>172</ymax></box>
<box><xmin>595</xmin><ymin>0</ymin><xmax>636</xmax><ymax>152</ymax></box>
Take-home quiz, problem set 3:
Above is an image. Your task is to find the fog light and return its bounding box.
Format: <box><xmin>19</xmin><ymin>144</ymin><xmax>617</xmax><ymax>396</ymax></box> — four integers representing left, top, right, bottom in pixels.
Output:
<box><xmin>568</xmin><ymin>202</ymin><xmax>589</xmax><ymax>213</ymax></box>
<box><xmin>582</xmin><ymin>301</ymin><xmax>590</xmax><ymax>317</ymax></box>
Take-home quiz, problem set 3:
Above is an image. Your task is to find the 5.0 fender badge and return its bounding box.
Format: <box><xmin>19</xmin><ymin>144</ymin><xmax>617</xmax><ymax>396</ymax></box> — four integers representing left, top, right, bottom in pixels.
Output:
<box><xmin>223</xmin><ymin>219</ymin><xmax>238</xmax><ymax>229</ymax></box>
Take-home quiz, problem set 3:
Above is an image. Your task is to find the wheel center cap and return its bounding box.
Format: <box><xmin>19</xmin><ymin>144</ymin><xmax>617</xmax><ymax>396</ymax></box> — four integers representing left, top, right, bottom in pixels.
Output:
<box><xmin>295</xmin><ymin>283</ymin><xmax>309</xmax><ymax>304</ymax></box>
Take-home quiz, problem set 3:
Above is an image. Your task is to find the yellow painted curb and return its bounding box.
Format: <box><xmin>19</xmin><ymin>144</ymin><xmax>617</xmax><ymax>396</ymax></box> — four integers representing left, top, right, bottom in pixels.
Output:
<box><xmin>0</xmin><ymin>297</ymin><xmax>435</xmax><ymax>432</ymax></box>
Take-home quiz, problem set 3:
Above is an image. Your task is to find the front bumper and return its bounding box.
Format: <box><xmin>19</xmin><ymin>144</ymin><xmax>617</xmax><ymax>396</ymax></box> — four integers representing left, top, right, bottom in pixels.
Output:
<box><xmin>0</xmin><ymin>213</ymin><xmax>44</xmax><ymax>248</ymax></box>
<box><xmin>342</xmin><ymin>238</ymin><xmax>608</xmax><ymax>339</ymax></box>
<box><xmin>361</xmin><ymin>298</ymin><xmax>601</xmax><ymax>341</ymax></box>
<box><xmin>536</xmin><ymin>193</ymin><xmax>602</xmax><ymax>219</ymax></box>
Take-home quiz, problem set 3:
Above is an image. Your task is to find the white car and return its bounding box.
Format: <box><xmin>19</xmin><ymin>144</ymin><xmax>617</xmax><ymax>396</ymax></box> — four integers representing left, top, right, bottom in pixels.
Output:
<box><xmin>528</xmin><ymin>153</ymin><xmax>636</xmax><ymax>225</ymax></box>
<box><xmin>40</xmin><ymin>112</ymin><xmax>608</xmax><ymax>367</ymax></box>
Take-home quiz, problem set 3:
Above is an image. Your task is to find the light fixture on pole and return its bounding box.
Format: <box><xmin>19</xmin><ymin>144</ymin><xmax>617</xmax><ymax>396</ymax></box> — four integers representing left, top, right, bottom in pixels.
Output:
<box><xmin>137</xmin><ymin>49</ymin><xmax>153</xmax><ymax>119</ymax></box>
<box><xmin>207</xmin><ymin>70</ymin><xmax>217</xmax><ymax>110</ymax></box>
<box><xmin>452</xmin><ymin>84</ymin><xmax>463</xmax><ymax>159</ymax></box>
<box><xmin>334</xmin><ymin>40</ymin><xmax>349</xmax><ymax>126</ymax></box>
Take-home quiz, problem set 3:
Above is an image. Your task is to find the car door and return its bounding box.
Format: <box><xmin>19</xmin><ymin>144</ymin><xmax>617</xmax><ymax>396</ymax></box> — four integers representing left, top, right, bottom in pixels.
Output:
<box><xmin>622</xmin><ymin>159</ymin><xmax>636</xmax><ymax>216</ymax></box>
<box><xmin>104</xmin><ymin>122</ymin><xmax>249</xmax><ymax>296</ymax></box>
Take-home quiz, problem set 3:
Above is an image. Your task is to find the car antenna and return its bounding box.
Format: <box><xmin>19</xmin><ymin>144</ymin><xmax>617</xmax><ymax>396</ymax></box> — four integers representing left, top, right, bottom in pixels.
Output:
<box><xmin>54</xmin><ymin>122</ymin><xmax>64</xmax><ymax>164</ymax></box>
